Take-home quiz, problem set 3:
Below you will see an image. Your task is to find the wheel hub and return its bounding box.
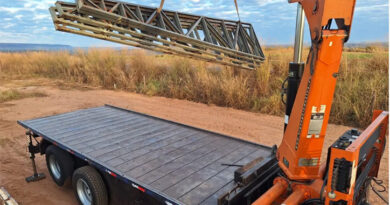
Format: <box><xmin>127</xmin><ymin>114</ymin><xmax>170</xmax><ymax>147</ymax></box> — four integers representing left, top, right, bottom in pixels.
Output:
<box><xmin>76</xmin><ymin>178</ymin><xmax>92</xmax><ymax>205</ymax></box>
<box><xmin>49</xmin><ymin>155</ymin><xmax>61</xmax><ymax>180</ymax></box>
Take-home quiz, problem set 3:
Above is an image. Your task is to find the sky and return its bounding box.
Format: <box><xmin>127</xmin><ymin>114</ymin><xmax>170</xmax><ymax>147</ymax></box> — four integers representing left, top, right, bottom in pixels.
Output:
<box><xmin>0</xmin><ymin>0</ymin><xmax>388</xmax><ymax>47</ymax></box>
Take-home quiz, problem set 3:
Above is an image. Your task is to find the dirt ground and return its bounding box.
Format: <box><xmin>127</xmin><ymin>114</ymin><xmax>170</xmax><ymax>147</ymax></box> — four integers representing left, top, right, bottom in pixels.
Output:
<box><xmin>0</xmin><ymin>79</ymin><xmax>388</xmax><ymax>205</ymax></box>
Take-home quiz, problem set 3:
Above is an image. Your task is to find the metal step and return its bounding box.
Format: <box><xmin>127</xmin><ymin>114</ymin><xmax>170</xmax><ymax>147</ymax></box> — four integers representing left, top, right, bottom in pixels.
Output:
<box><xmin>0</xmin><ymin>187</ymin><xmax>18</xmax><ymax>205</ymax></box>
<box><xmin>50</xmin><ymin>0</ymin><xmax>265</xmax><ymax>70</ymax></box>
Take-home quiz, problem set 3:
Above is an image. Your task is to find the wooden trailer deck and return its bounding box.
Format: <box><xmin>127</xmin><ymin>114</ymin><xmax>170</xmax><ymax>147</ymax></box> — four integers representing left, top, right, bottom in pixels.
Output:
<box><xmin>18</xmin><ymin>105</ymin><xmax>272</xmax><ymax>205</ymax></box>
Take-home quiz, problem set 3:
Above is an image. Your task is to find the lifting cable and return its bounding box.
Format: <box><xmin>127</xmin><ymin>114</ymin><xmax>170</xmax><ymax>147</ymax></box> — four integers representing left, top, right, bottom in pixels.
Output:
<box><xmin>146</xmin><ymin>0</ymin><xmax>165</xmax><ymax>24</ymax></box>
<box><xmin>234</xmin><ymin>0</ymin><xmax>241</xmax><ymax>21</ymax></box>
<box><xmin>157</xmin><ymin>0</ymin><xmax>165</xmax><ymax>14</ymax></box>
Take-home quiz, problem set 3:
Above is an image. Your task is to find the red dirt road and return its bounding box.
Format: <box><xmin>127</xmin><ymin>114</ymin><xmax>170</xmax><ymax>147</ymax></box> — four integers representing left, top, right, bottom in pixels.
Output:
<box><xmin>0</xmin><ymin>80</ymin><xmax>387</xmax><ymax>204</ymax></box>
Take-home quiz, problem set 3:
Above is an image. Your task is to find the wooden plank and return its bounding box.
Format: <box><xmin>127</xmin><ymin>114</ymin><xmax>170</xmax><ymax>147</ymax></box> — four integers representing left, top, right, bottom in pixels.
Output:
<box><xmin>233</xmin><ymin>23</ymin><xmax>241</xmax><ymax>50</ymax></box>
<box><xmin>108</xmin><ymin>2</ymin><xmax>119</xmax><ymax>13</ymax></box>
<box><xmin>173</xmin><ymin>12</ymin><xmax>184</xmax><ymax>33</ymax></box>
<box><xmin>199</xmin><ymin>149</ymin><xmax>270</xmax><ymax>204</ymax></box>
<box><xmin>221</xmin><ymin>20</ymin><xmax>234</xmax><ymax>49</ymax></box>
<box><xmin>161</xmin><ymin>11</ymin><xmax>182</xmax><ymax>34</ymax></box>
<box><xmin>106</xmin><ymin>130</ymin><xmax>200</xmax><ymax>167</ymax></box>
<box><xmin>54</xmin><ymin>113</ymin><xmax>136</xmax><ymax>140</ymax></box>
<box><xmin>186</xmin><ymin>17</ymin><xmax>202</xmax><ymax>37</ymax></box>
<box><xmin>239</xmin><ymin>26</ymin><xmax>252</xmax><ymax>54</ymax></box>
<box><xmin>158</xmin><ymin>13</ymin><xmax>166</xmax><ymax>29</ymax></box>
<box><xmin>135</xmin><ymin>6</ymin><xmax>144</xmax><ymax>22</ymax></box>
<box><xmin>64</xmin><ymin>24</ymin><xmax>254</xmax><ymax>69</ymax></box>
<box><xmin>100</xmin><ymin>128</ymin><xmax>198</xmax><ymax>162</ymax></box>
<box><xmin>55</xmin><ymin>4</ymin><xmax>264</xmax><ymax>65</ymax></box>
<box><xmin>24</xmin><ymin>106</ymin><xmax>107</xmax><ymax>126</ymax></box>
<box><xmin>90</xmin><ymin>125</ymin><xmax>180</xmax><ymax>158</ymax></box>
<box><xmin>69</xmin><ymin>118</ymin><xmax>152</xmax><ymax>148</ymax></box>
<box><xmin>162</xmin><ymin>144</ymin><xmax>257</xmax><ymax>199</ymax></box>
<box><xmin>179</xmin><ymin>169</ymin><xmax>234</xmax><ymax>204</ymax></box>
<box><xmin>99</xmin><ymin>0</ymin><xmax>107</xmax><ymax>11</ymax></box>
<box><xmin>117</xmin><ymin>131</ymin><xmax>208</xmax><ymax>172</ymax></box>
<box><xmin>146</xmin><ymin>10</ymin><xmax>157</xmax><ymax>24</ymax></box>
<box><xmin>200</xmin><ymin>181</ymin><xmax>236</xmax><ymax>205</ymax></box>
<box><xmin>194</xmin><ymin>29</ymin><xmax>201</xmax><ymax>40</ymax></box>
<box><xmin>124</xmin><ymin>4</ymin><xmax>141</xmax><ymax>21</ymax></box>
<box><xmin>40</xmin><ymin>111</ymin><xmax>130</xmax><ymax>137</ymax></box>
<box><xmin>54</xmin><ymin>18</ymin><xmax>258</xmax><ymax>69</ymax></box>
<box><xmin>205</xmin><ymin>19</ymin><xmax>229</xmax><ymax>47</ymax></box>
<box><xmin>150</xmin><ymin>141</ymin><xmax>249</xmax><ymax>192</ymax></box>
<box><xmin>249</xmin><ymin>25</ymin><xmax>264</xmax><ymax>57</ymax></box>
<box><xmin>70</xmin><ymin>118</ymin><xmax>164</xmax><ymax>149</ymax></box>
<box><xmin>118</xmin><ymin>3</ymin><xmax>127</xmax><ymax>17</ymax></box>
<box><xmin>136</xmin><ymin>135</ymin><xmax>236</xmax><ymax>185</ymax></box>
<box><xmin>126</xmin><ymin>135</ymin><xmax>218</xmax><ymax>178</ymax></box>
<box><xmin>86</xmin><ymin>0</ymin><xmax>100</xmax><ymax>9</ymax></box>
<box><xmin>201</xmin><ymin>18</ymin><xmax>212</xmax><ymax>43</ymax></box>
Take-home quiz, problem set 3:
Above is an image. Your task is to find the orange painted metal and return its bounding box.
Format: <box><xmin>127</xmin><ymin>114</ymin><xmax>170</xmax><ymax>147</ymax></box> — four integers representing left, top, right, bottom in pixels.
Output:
<box><xmin>250</xmin><ymin>0</ymin><xmax>386</xmax><ymax>204</ymax></box>
<box><xmin>251</xmin><ymin>178</ymin><xmax>288</xmax><ymax>205</ymax></box>
<box><xmin>281</xmin><ymin>178</ymin><xmax>323</xmax><ymax>205</ymax></box>
<box><xmin>369</xmin><ymin>110</ymin><xmax>388</xmax><ymax>177</ymax></box>
<box><xmin>281</xmin><ymin>188</ymin><xmax>307</xmax><ymax>205</ymax></box>
<box><xmin>324</xmin><ymin>111</ymin><xmax>389</xmax><ymax>204</ymax></box>
<box><xmin>252</xmin><ymin>176</ymin><xmax>324</xmax><ymax>205</ymax></box>
<box><xmin>277</xmin><ymin>0</ymin><xmax>357</xmax><ymax>180</ymax></box>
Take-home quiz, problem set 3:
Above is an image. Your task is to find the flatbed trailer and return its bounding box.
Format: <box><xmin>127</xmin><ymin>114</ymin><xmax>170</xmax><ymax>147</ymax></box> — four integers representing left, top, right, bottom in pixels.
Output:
<box><xmin>18</xmin><ymin>105</ymin><xmax>277</xmax><ymax>205</ymax></box>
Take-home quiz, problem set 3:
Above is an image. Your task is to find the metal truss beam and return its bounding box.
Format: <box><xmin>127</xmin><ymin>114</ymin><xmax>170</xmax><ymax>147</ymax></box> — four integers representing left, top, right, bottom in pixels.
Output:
<box><xmin>50</xmin><ymin>0</ymin><xmax>265</xmax><ymax>70</ymax></box>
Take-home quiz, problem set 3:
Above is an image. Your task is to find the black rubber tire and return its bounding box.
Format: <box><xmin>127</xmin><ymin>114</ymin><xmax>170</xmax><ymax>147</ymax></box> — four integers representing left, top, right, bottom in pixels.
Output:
<box><xmin>72</xmin><ymin>166</ymin><xmax>108</xmax><ymax>205</ymax></box>
<box><xmin>45</xmin><ymin>145</ymin><xmax>74</xmax><ymax>186</ymax></box>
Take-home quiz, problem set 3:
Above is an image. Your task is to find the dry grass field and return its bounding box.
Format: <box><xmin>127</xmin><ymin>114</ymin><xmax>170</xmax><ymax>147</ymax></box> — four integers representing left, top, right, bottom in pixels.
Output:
<box><xmin>0</xmin><ymin>46</ymin><xmax>388</xmax><ymax>128</ymax></box>
<box><xmin>0</xmin><ymin>46</ymin><xmax>388</xmax><ymax>204</ymax></box>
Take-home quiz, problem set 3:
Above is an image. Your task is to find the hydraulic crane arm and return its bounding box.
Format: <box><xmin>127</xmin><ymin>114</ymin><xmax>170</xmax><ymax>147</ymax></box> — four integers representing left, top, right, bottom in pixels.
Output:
<box><xmin>278</xmin><ymin>0</ymin><xmax>356</xmax><ymax>180</ymax></box>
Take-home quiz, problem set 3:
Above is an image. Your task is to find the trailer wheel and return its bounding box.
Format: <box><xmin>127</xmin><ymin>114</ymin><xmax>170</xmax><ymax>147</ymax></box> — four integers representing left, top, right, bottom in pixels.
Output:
<box><xmin>72</xmin><ymin>166</ymin><xmax>108</xmax><ymax>205</ymax></box>
<box><xmin>45</xmin><ymin>145</ymin><xmax>74</xmax><ymax>186</ymax></box>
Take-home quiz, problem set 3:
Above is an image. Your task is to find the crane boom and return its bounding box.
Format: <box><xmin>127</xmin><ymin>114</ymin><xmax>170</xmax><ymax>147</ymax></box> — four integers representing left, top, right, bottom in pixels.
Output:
<box><xmin>279</xmin><ymin>0</ymin><xmax>356</xmax><ymax>180</ymax></box>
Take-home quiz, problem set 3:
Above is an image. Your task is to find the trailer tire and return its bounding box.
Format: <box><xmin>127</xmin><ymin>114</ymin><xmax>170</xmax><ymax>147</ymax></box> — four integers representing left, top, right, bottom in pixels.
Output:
<box><xmin>72</xmin><ymin>166</ymin><xmax>108</xmax><ymax>205</ymax></box>
<box><xmin>45</xmin><ymin>145</ymin><xmax>74</xmax><ymax>186</ymax></box>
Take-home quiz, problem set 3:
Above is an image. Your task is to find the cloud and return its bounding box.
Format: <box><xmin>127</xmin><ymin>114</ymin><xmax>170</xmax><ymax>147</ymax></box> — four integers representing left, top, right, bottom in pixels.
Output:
<box><xmin>33</xmin><ymin>14</ymin><xmax>50</xmax><ymax>20</ymax></box>
<box><xmin>256</xmin><ymin>0</ymin><xmax>285</xmax><ymax>7</ymax></box>
<box><xmin>0</xmin><ymin>7</ymin><xmax>29</xmax><ymax>14</ymax></box>
<box><xmin>32</xmin><ymin>26</ymin><xmax>49</xmax><ymax>34</ymax></box>
<box><xmin>214</xmin><ymin>10</ymin><xmax>260</xmax><ymax>19</ymax></box>
<box><xmin>3</xmin><ymin>23</ymin><xmax>16</xmax><ymax>29</ymax></box>
<box><xmin>0</xmin><ymin>1</ymin><xmax>56</xmax><ymax>14</ymax></box>
<box><xmin>0</xmin><ymin>31</ymin><xmax>33</xmax><ymax>43</ymax></box>
<box><xmin>15</xmin><ymin>15</ymin><xmax>24</xmax><ymax>20</ymax></box>
<box><xmin>23</xmin><ymin>0</ymin><xmax>56</xmax><ymax>11</ymax></box>
<box><xmin>355</xmin><ymin>3</ymin><xmax>388</xmax><ymax>12</ymax></box>
<box><xmin>0</xmin><ymin>0</ymin><xmax>387</xmax><ymax>46</ymax></box>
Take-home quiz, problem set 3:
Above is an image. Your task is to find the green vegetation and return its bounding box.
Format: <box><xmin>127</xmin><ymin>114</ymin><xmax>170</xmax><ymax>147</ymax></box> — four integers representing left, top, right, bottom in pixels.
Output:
<box><xmin>0</xmin><ymin>46</ymin><xmax>387</xmax><ymax>128</ymax></box>
<box><xmin>0</xmin><ymin>89</ymin><xmax>47</xmax><ymax>103</ymax></box>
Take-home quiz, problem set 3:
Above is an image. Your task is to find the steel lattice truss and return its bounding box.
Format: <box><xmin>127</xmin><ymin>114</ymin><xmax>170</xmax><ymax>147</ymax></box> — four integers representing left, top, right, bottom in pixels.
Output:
<box><xmin>50</xmin><ymin>0</ymin><xmax>265</xmax><ymax>70</ymax></box>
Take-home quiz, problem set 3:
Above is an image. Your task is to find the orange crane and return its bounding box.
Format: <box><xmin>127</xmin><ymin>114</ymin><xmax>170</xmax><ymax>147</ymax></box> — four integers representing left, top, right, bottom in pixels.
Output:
<box><xmin>255</xmin><ymin>0</ymin><xmax>389</xmax><ymax>204</ymax></box>
<box><xmin>20</xmin><ymin>0</ymin><xmax>387</xmax><ymax>205</ymax></box>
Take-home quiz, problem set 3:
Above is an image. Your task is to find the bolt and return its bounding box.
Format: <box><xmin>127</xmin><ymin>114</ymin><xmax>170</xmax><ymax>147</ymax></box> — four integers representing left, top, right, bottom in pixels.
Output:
<box><xmin>328</xmin><ymin>191</ymin><xmax>336</xmax><ymax>199</ymax></box>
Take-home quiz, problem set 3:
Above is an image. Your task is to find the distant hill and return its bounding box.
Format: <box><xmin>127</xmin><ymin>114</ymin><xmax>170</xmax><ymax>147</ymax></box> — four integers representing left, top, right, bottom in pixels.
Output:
<box><xmin>0</xmin><ymin>43</ymin><xmax>73</xmax><ymax>52</ymax></box>
<box><xmin>265</xmin><ymin>42</ymin><xmax>388</xmax><ymax>48</ymax></box>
